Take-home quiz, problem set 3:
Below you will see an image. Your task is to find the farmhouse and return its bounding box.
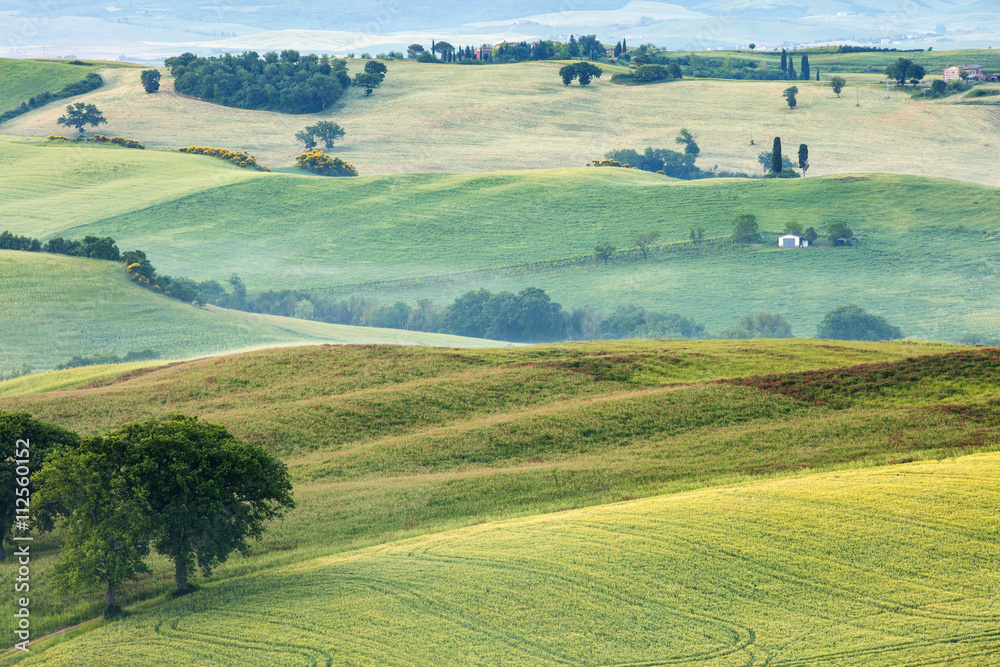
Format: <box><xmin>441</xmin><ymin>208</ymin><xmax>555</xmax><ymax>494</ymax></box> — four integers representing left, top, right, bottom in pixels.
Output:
<box><xmin>777</xmin><ymin>234</ymin><xmax>808</xmax><ymax>248</ymax></box>
<box><xmin>943</xmin><ymin>64</ymin><xmax>986</xmax><ymax>82</ymax></box>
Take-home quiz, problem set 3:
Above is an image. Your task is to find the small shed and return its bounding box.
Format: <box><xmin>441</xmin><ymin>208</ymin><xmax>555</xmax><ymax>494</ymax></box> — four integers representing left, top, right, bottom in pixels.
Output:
<box><xmin>777</xmin><ymin>234</ymin><xmax>807</xmax><ymax>248</ymax></box>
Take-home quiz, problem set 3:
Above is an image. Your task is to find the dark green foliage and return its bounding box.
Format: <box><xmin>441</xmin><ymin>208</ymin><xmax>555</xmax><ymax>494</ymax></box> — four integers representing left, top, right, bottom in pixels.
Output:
<box><xmin>558</xmin><ymin>62</ymin><xmax>603</xmax><ymax>86</ymax></box>
<box><xmin>798</xmin><ymin>144</ymin><xmax>809</xmax><ymax>175</ymax></box>
<box><xmin>298</xmin><ymin>120</ymin><xmax>345</xmax><ymax>149</ymax></box>
<box><xmin>57</xmin><ymin>101</ymin><xmax>107</xmax><ymax>135</ymax></box>
<box><xmin>353</xmin><ymin>72</ymin><xmax>383</xmax><ymax>96</ymax></box>
<box><xmin>827</xmin><ymin>221</ymin><xmax>854</xmax><ymax>244</ymax></box>
<box><xmin>1</xmin><ymin>231</ymin><xmax>118</xmax><ymax>259</ymax></box>
<box><xmin>164</xmin><ymin>51</ymin><xmax>349</xmax><ymax>113</ymax></box>
<box><xmin>407</xmin><ymin>44</ymin><xmax>424</xmax><ymax>58</ymax></box>
<box><xmin>787</xmin><ymin>58</ymin><xmax>796</xmax><ymax>80</ymax></box>
<box><xmin>577</xmin><ymin>35</ymin><xmax>602</xmax><ymax>61</ymax></box>
<box><xmin>722</xmin><ymin>312</ymin><xmax>792</xmax><ymax>339</ymax></box>
<box><xmin>55</xmin><ymin>350</ymin><xmax>160</xmax><ymax>370</ymax></box>
<box><xmin>803</xmin><ymin>226</ymin><xmax>818</xmax><ymax>244</ymax></box>
<box><xmin>782</xmin><ymin>86</ymin><xmax>798</xmax><ymax>108</ymax></box>
<box><xmin>931</xmin><ymin>79</ymin><xmax>947</xmax><ymax>95</ymax></box>
<box><xmin>772</xmin><ymin>137</ymin><xmax>782</xmax><ymax>173</ymax></box>
<box><xmin>118</xmin><ymin>415</ymin><xmax>294</xmax><ymax>590</ymax></box>
<box><xmin>830</xmin><ymin>75</ymin><xmax>847</xmax><ymax>97</ymax></box>
<box><xmin>0</xmin><ymin>413</ymin><xmax>79</xmax><ymax>561</ymax></box>
<box><xmin>731</xmin><ymin>213</ymin><xmax>759</xmax><ymax>243</ymax></box>
<box><xmin>33</xmin><ymin>429</ymin><xmax>152</xmax><ymax>611</ymax></box>
<box><xmin>816</xmin><ymin>305</ymin><xmax>902</xmax><ymax>341</ymax></box>
<box><xmin>667</xmin><ymin>62</ymin><xmax>682</xmax><ymax>79</ymax></box>
<box><xmin>604</xmin><ymin>130</ymin><xmax>748</xmax><ymax>180</ymax></box>
<box><xmin>632</xmin><ymin>64</ymin><xmax>672</xmax><ymax>83</ymax></box>
<box><xmin>800</xmin><ymin>54</ymin><xmax>810</xmax><ymax>80</ymax></box>
<box><xmin>0</xmin><ymin>71</ymin><xmax>105</xmax><ymax>126</ymax></box>
<box><xmin>139</xmin><ymin>69</ymin><xmax>161</xmax><ymax>93</ymax></box>
<box><xmin>780</xmin><ymin>49</ymin><xmax>787</xmax><ymax>72</ymax></box>
<box><xmin>885</xmin><ymin>57</ymin><xmax>925</xmax><ymax>86</ymax></box>
<box><xmin>594</xmin><ymin>242</ymin><xmax>616</xmax><ymax>265</ymax></box>
<box><xmin>440</xmin><ymin>287</ymin><xmax>564</xmax><ymax>342</ymax></box>
<box><xmin>568</xmin><ymin>35</ymin><xmax>580</xmax><ymax>58</ymax></box>
<box><xmin>593</xmin><ymin>305</ymin><xmax>705</xmax><ymax>340</ymax></box>
<box><xmin>757</xmin><ymin>150</ymin><xmax>795</xmax><ymax>173</ymax></box>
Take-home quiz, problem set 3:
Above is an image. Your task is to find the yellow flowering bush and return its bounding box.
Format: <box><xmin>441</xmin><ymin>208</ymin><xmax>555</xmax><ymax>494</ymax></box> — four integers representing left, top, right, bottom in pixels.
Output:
<box><xmin>93</xmin><ymin>134</ymin><xmax>145</xmax><ymax>149</ymax></box>
<box><xmin>178</xmin><ymin>146</ymin><xmax>271</xmax><ymax>171</ymax></box>
<box><xmin>294</xmin><ymin>150</ymin><xmax>358</xmax><ymax>177</ymax></box>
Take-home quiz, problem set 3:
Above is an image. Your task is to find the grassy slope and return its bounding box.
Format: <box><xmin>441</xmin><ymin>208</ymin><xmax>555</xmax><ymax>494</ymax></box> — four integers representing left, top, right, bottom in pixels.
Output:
<box><xmin>30</xmin><ymin>161</ymin><xmax>1000</xmax><ymax>340</ymax></box>
<box><xmin>1</xmin><ymin>60</ymin><xmax>999</xmax><ymax>184</ymax></box>
<box><xmin>0</xmin><ymin>135</ymin><xmax>262</xmax><ymax>237</ymax></box>
<box><xmin>9</xmin><ymin>339</ymin><xmax>1000</xmax><ymax>648</ymax></box>
<box><xmin>0</xmin><ymin>250</ymin><xmax>507</xmax><ymax>372</ymax></box>
<box><xmin>10</xmin><ymin>452</ymin><xmax>1000</xmax><ymax>663</ymax></box>
<box><xmin>0</xmin><ymin>59</ymin><xmax>100</xmax><ymax>111</ymax></box>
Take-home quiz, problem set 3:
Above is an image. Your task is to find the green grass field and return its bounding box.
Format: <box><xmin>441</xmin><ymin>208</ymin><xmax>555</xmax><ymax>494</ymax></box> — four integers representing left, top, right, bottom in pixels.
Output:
<box><xmin>0</xmin><ymin>59</ymin><xmax>102</xmax><ymax>112</ymax></box>
<box><xmin>14</xmin><ymin>453</ymin><xmax>1000</xmax><ymax>666</ymax></box>
<box><xmin>9</xmin><ymin>152</ymin><xmax>995</xmax><ymax>341</ymax></box>
<box><xmin>0</xmin><ymin>250</ymin><xmax>507</xmax><ymax>372</ymax></box>
<box><xmin>8</xmin><ymin>338</ymin><xmax>1000</xmax><ymax>656</ymax></box>
<box><xmin>1</xmin><ymin>338</ymin><xmax>998</xmax><ymax>664</ymax></box>
<box><xmin>2</xmin><ymin>58</ymin><xmax>999</xmax><ymax>184</ymax></box>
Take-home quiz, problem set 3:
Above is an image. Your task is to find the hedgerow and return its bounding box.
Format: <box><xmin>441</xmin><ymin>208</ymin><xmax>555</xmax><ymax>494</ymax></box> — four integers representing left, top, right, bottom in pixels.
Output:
<box><xmin>0</xmin><ymin>72</ymin><xmax>103</xmax><ymax>124</ymax></box>
<box><xmin>93</xmin><ymin>134</ymin><xmax>145</xmax><ymax>149</ymax></box>
<box><xmin>178</xmin><ymin>146</ymin><xmax>271</xmax><ymax>171</ymax></box>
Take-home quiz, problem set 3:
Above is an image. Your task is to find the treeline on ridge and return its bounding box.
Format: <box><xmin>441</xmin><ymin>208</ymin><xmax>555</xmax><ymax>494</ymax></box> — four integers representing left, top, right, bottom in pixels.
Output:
<box><xmin>164</xmin><ymin>51</ymin><xmax>352</xmax><ymax>113</ymax></box>
<box><xmin>0</xmin><ymin>72</ymin><xmax>103</xmax><ymax>124</ymax></box>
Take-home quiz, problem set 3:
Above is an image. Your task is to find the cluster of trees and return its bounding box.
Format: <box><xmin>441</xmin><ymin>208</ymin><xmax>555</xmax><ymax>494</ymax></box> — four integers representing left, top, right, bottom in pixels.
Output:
<box><xmin>604</xmin><ymin>130</ymin><xmax>749</xmax><ymax>180</ymax></box>
<box><xmin>760</xmin><ymin>137</ymin><xmax>807</xmax><ymax>177</ymax></box>
<box><xmin>834</xmin><ymin>45</ymin><xmax>923</xmax><ymax>54</ymax></box>
<box><xmin>720</xmin><ymin>312</ymin><xmax>793</xmax><ymax>339</ymax></box>
<box><xmin>611</xmin><ymin>63</ymin><xmax>682</xmax><ymax>85</ymax></box>
<box><xmin>406</xmin><ymin>34</ymin><xmax>605</xmax><ymax>64</ymax></box>
<box><xmin>0</xmin><ymin>230</ymin><xmax>120</xmax><ymax>259</ymax></box>
<box><xmin>884</xmin><ymin>57</ymin><xmax>926</xmax><ymax>86</ymax></box>
<box><xmin>777</xmin><ymin>49</ymin><xmax>813</xmax><ymax>80</ymax></box>
<box><xmin>730</xmin><ymin>214</ymin><xmax>852</xmax><ymax>245</ymax></box>
<box><xmin>140</xmin><ymin>69</ymin><xmax>161</xmax><ymax>93</ymax></box>
<box><xmin>1</xmin><ymin>412</ymin><xmax>293</xmax><ymax>612</ymax></box>
<box><xmin>558</xmin><ymin>62</ymin><xmax>603</xmax><ymax>86</ymax></box>
<box><xmin>920</xmin><ymin>77</ymin><xmax>971</xmax><ymax>99</ymax></box>
<box><xmin>295</xmin><ymin>121</ymin><xmax>345</xmax><ymax>149</ymax></box>
<box><xmin>0</xmin><ymin>73</ymin><xmax>103</xmax><ymax>124</ymax></box>
<box><xmin>164</xmin><ymin>51</ymin><xmax>353</xmax><ymax>113</ymax></box>
<box><xmin>817</xmin><ymin>305</ymin><xmax>902</xmax><ymax>340</ymax></box>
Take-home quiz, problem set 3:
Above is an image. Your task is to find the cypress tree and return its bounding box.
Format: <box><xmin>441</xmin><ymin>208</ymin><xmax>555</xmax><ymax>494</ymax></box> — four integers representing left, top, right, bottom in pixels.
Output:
<box><xmin>816</xmin><ymin>67</ymin><xmax>820</xmax><ymax>81</ymax></box>
<box><xmin>772</xmin><ymin>137</ymin><xmax>782</xmax><ymax>174</ymax></box>
<box><xmin>780</xmin><ymin>48</ymin><xmax>787</xmax><ymax>72</ymax></box>
<box><xmin>801</xmin><ymin>54</ymin><xmax>810</xmax><ymax>80</ymax></box>
<box><xmin>622</xmin><ymin>37</ymin><xmax>627</xmax><ymax>52</ymax></box>
<box><xmin>614</xmin><ymin>41</ymin><xmax>622</xmax><ymax>57</ymax></box>
<box><xmin>787</xmin><ymin>58</ymin><xmax>796</xmax><ymax>80</ymax></box>
<box><xmin>798</xmin><ymin>143</ymin><xmax>809</xmax><ymax>176</ymax></box>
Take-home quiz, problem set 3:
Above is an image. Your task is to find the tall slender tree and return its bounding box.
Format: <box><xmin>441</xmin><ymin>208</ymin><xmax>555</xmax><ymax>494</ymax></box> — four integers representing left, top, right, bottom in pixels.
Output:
<box><xmin>772</xmin><ymin>137</ymin><xmax>783</xmax><ymax>174</ymax></box>
<box><xmin>800</xmin><ymin>54</ymin><xmax>810</xmax><ymax>80</ymax></box>
<box><xmin>787</xmin><ymin>58</ymin><xmax>796</xmax><ymax>80</ymax></box>
<box><xmin>780</xmin><ymin>48</ymin><xmax>787</xmax><ymax>73</ymax></box>
<box><xmin>798</xmin><ymin>143</ymin><xmax>809</xmax><ymax>176</ymax></box>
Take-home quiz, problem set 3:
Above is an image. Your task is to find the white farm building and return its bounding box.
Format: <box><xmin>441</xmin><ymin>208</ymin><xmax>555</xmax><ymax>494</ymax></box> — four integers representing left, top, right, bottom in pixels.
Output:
<box><xmin>777</xmin><ymin>234</ymin><xmax>808</xmax><ymax>248</ymax></box>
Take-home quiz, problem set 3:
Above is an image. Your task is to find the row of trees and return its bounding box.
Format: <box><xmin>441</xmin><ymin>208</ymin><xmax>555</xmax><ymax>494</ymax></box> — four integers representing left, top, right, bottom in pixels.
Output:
<box><xmin>1</xmin><ymin>413</ymin><xmax>293</xmax><ymax>612</ymax></box>
<box><xmin>730</xmin><ymin>213</ymin><xmax>853</xmax><ymax>245</ymax></box>
<box><xmin>0</xmin><ymin>72</ymin><xmax>103</xmax><ymax>124</ymax></box>
<box><xmin>164</xmin><ymin>51</ymin><xmax>355</xmax><ymax>113</ymax></box>
<box><xmin>603</xmin><ymin>130</ymin><xmax>749</xmax><ymax>180</ymax></box>
<box><xmin>0</xmin><ymin>230</ymin><xmax>120</xmax><ymax>259</ymax></box>
<box><xmin>406</xmin><ymin>34</ymin><xmax>606</xmax><ymax>64</ymax></box>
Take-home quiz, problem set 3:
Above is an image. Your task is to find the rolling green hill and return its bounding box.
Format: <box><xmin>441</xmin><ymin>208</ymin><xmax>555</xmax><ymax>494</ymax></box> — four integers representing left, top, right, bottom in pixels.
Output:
<box><xmin>8</xmin><ymin>147</ymin><xmax>995</xmax><ymax>341</ymax></box>
<box><xmin>7</xmin><ymin>339</ymin><xmax>1000</xmax><ymax>648</ymax></box>
<box><xmin>0</xmin><ymin>59</ymin><xmax>101</xmax><ymax>112</ymax></box>
<box><xmin>0</xmin><ymin>250</ymin><xmax>507</xmax><ymax>373</ymax></box>
<box><xmin>2</xmin><ymin>341</ymin><xmax>998</xmax><ymax>664</ymax></box>
<box><xmin>2</xmin><ymin>60</ymin><xmax>999</xmax><ymax>185</ymax></box>
<box><xmin>12</xmin><ymin>453</ymin><xmax>1000</xmax><ymax>666</ymax></box>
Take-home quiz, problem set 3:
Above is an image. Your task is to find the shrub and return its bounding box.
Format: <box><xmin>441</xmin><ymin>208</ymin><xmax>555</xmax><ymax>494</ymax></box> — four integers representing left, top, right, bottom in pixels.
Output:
<box><xmin>294</xmin><ymin>150</ymin><xmax>359</xmax><ymax>177</ymax></box>
<box><xmin>93</xmin><ymin>134</ymin><xmax>145</xmax><ymax>149</ymax></box>
<box><xmin>817</xmin><ymin>305</ymin><xmax>902</xmax><ymax>341</ymax></box>
<box><xmin>46</xmin><ymin>135</ymin><xmax>72</xmax><ymax>141</ymax></box>
<box><xmin>178</xmin><ymin>146</ymin><xmax>270</xmax><ymax>171</ymax></box>
<box><xmin>966</xmin><ymin>88</ymin><xmax>999</xmax><ymax>98</ymax></box>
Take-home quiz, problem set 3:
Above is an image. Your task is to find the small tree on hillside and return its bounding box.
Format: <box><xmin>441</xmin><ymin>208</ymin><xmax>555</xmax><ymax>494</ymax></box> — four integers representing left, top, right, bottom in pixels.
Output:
<box><xmin>830</xmin><ymin>75</ymin><xmax>846</xmax><ymax>97</ymax></box>
<box><xmin>782</xmin><ymin>86</ymin><xmax>798</xmax><ymax>109</ymax></box>
<box><xmin>364</xmin><ymin>60</ymin><xmax>388</xmax><ymax>78</ymax></box>
<box><xmin>140</xmin><ymin>69</ymin><xmax>161</xmax><ymax>93</ymax></box>
<box><xmin>631</xmin><ymin>230</ymin><xmax>660</xmax><ymax>260</ymax></box>
<box><xmin>783</xmin><ymin>221</ymin><xmax>804</xmax><ymax>236</ymax></box>
<box><xmin>353</xmin><ymin>72</ymin><xmax>383</xmax><ymax>96</ymax></box>
<box><xmin>407</xmin><ymin>44</ymin><xmax>425</xmax><ymax>58</ymax></box>
<box><xmin>594</xmin><ymin>242</ymin><xmax>616</xmax><ymax>265</ymax></box>
<box><xmin>771</xmin><ymin>137</ymin><xmax>783</xmax><ymax>174</ymax></box>
<box><xmin>803</xmin><ymin>226</ymin><xmax>818</xmax><ymax>244</ymax></box>
<box><xmin>798</xmin><ymin>143</ymin><xmax>809</xmax><ymax>176</ymax></box>
<box><xmin>57</xmin><ymin>102</ymin><xmax>107</xmax><ymax>135</ymax></box>
<box><xmin>304</xmin><ymin>120</ymin><xmax>346</xmax><ymax>149</ymax></box>
<box><xmin>800</xmin><ymin>54</ymin><xmax>810</xmax><ymax>80</ymax></box>
<box><xmin>731</xmin><ymin>213</ymin><xmax>760</xmax><ymax>243</ymax></box>
<box><xmin>827</xmin><ymin>220</ymin><xmax>854</xmax><ymax>245</ymax></box>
